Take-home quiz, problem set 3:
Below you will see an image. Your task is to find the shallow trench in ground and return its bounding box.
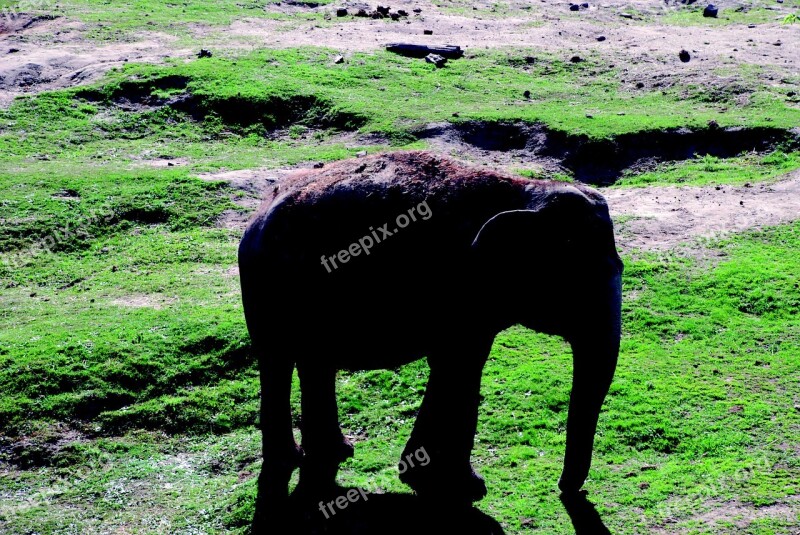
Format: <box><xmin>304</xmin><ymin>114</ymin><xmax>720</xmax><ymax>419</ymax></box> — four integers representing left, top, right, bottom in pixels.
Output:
<box><xmin>201</xmin><ymin>121</ymin><xmax>800</xmax><ymax>253</ymax></box>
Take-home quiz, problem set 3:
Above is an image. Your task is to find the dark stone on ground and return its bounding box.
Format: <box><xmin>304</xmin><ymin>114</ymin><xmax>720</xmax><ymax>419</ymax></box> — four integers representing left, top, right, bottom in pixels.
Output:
<box><xmin>569</xmin><ymin>4</ymin><xmax>579</xmax><ymax>11</ymax></box>
<box><xmin>679</xmin><ymin>49</ymin><xmax>691</xmax><ymax>62</ymax></box>
<box><xmin>336</xmin><ymin>7</ymin><xmax>347</xmax><ymax>16</ymax></box>
<box><xmin>423</xmin><ymin>29</ymin><xmax>433</xmax><ymax>35</ymax></box>
<box><xmin>425</xmin><ymin>53</ymin><xmax>447</xmax><ymax>68</ymax></box>
<box><xmin>197</xmin><ymin>49</ymin><xmax>212</xmax><ymax>58</ymax></box>
<box><xmin>703</xmin><ymin>4</ymin><xmax>718</xmax><ymax>17</ymax></box>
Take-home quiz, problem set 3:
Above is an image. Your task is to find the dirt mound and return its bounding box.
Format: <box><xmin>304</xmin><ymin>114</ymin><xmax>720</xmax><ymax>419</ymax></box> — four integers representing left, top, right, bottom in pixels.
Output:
<box><xmin>76</xmin><ymin>75</ymin><xmax>367</xmax><ymax>133</ymax></box>
<box><xmin>418</xmin><ymin>121</ymin><xmax>800</xmax><ymax>185</ymax></box>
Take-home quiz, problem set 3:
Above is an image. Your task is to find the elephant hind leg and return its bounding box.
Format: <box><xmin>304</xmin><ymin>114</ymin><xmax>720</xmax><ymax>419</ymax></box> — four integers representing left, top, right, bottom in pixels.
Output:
<box><xmin>295</xmin><ymin>365</ymin><xmax>354</xmax><ymax>496</ymax></box>
<box><xmin>400</xmin><ymin>339</ymin><xmax>492</xmax><ymax>502</ymax></box>
<box><xmin>252</xmin><ymin>356</ymin><xmax>303</xmax><ymax>530</ymax></box>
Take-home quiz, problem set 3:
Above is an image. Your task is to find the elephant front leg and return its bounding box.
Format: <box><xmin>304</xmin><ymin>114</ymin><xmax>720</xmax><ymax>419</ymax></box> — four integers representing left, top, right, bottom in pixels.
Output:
<box><xmin>400</xmin><ymin>340</ymin><xmax>492</xmax><ymax>502</ymax></box>
<box><xmin>295</xmin><ymin>365</ymin><xmax>353</xmax><ymax>496</ymax></box>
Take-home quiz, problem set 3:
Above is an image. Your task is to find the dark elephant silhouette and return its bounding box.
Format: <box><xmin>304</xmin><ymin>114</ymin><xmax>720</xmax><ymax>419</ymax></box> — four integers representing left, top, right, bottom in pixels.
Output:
<box><xmin>238</xmin><ymin>151</ymin><xmax>623</xmax><ymax>532</ymax></box>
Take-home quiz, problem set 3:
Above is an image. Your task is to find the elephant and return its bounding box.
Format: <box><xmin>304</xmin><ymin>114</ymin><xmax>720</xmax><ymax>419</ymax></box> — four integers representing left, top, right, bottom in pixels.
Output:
<box><xmin>237</xmin><ymin>150</ymin><xmax>623</xmax><ymax>529</ymax></box>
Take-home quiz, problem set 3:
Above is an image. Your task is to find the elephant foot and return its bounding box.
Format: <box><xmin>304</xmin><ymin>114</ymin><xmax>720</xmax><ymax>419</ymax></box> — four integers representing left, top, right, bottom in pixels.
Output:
<box><xmin>294</xmin><ymin>437</ymin><xmax>354</xmax><ymax>498</ymax></box>
<box><xmin>252</xmin><ymin>445</ymin><xmax>304</xmax><ymax>533</ymax></box>
<box><xmin>399</xmin><ymin>461</ymin><xmax>487</xmax><ymax>503</ymax></box>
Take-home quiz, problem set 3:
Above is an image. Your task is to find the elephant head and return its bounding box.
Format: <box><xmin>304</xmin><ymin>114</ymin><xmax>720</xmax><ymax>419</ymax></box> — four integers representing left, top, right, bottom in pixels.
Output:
<box><xmin>471</xmin><ymin>184</ymin><xmax>623</xmax><ymax>493</ymax></box>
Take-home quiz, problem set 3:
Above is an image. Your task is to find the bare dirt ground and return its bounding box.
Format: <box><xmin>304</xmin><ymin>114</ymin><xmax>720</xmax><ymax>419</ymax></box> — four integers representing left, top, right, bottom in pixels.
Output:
<box><xmin>0</xmin><ymin>15</ymin><xmax>190</xmax><ymax>106</ymax></box>
<box><xmin>605</xmin><ymin>168</ymin><xmax>800</xmax><ymax>251</ymax></box>
<box><xmin>1</xmin><ymin>0</ymin><xmax>797</xmax><ymax>107</ymax></box>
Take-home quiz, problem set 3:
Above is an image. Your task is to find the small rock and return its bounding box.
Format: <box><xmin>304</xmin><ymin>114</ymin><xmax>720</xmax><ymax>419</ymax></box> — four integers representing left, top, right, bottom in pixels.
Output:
<box><xmin>452</xmin><ymin>112</ymin><xmax>459</xmax><ymax>117</ymax></box>
<box><xmin>794</xmin><ymin>404</ymin><xmax>800</xmax><ymax>412</ymax></box>
<box><xmin>356</xmin><ymin>150</ymin><xmax>368</xmax><ymax>157</ymax></box>
<box><xmin>167</xmin><ymin>162</ymin><xmax>174</xmax><ymax>167</ymax></box>
<box><xmin>569</xmin><ymin>3</ymin><xmax>579</xmax><ymax>11</ymax></box>
<box><xmin>425</xmin><ymin>53</ymin><xmax>446</xmax><ymax>67</ymax></box>
<box><xmin>585</xmin><ymin>113</ymin><xmax>593</xmax><ymax>118</ymax></box>
<box><xmin>620</xmin><ymin>12</ymin><xmax>633</xmax><ymax>18</ymax></box>
<box><xmin>773</xmin><ymin>41</ymin><xmax>781</xmax><ymax>46</ymax></box>
<box><xmin>596</xmin><ymin>35</ymin><xmax>606</xmax><ymax>41</ymax></box>
<box><xmin>707</xmin><ymin>119</ymin><xmax>719</xmax><ymax>128</ymax></box>
<box><xmin>679</xmin><ymin>49</ymin><xmax>691</xmax><ymax>62</ymax></box>
<box><xmin>635</xmin><ymin>82</ymin><xmax>644</xmax><ymax>89</ymax></box>
<box><xmin>397</xmin><ymin>9</ymin><xmax>408</xmax><ymax>16</ymax></box>
<box><xmin>641</xmin><ymin>464</ymin><xmax>657</xmax><ymax>471</ymax></box>
<box><xmin>30</xmin><ymin>292</ymin><xmax>37</xmax><ymax>298</ymax></box>
<box><xmin>336</xmin><ymin>7</ymin><xmax>347</xmax><ymax>16</ymax></box>
<box><xmin>639</xmin><ymin>482</ymin><xmax>650</xmax><ymax>490</ymax></box>
<box><xmin>355</xmin><ymin>8</ymin><xmax>368</xmax><ymax>16</ymax></box>
<box><xmin>313</xmin><ymin>162</ymin><xmax>324</xmax><ymax>168</ymax></box>
<box><xmin>376</xmin><ymin>5</ymin><xmax>390</xmax><ymax>15</ymax></box>
<box><xmin>390</xmin><ymin>12</ymin><xmax>400</xmax><ymax>20</ymax></box>
<box><xmin>740</xmin><ymin>200</ymin><xmax>744</xmax><ymax>206</ymax></box>
<box><xmin>748</xmin><ymin>23</ymin><xmax>756</xmax><ymax>28</ymax></box>
<box><xmin>333</xmin><ymin>55</ymin><xmax>344</xmax><ymax>64</ymax></box>
<box><xmin>423</xmin><ymin>29</ymin><xmax>433</xmax><ymax>35</ymax></box>
<box><xmin>787</xmin><ymin>91</ymin><xmax>796</xmax><ymax>97</ymax></box>
<box><xmin>581</xmin><ymin>2</ymin><xmax>589</xmax><ymax>7</ymax></box>
<box><xmin>8</xmin><ymin>48</ymin><xmax>19</xmax><ymax>53</ymax></box>
<box><xmin>413</xmin><ymin>7</ymin><xmax>422</xmax><ymax>13</ymax></box>
<box><xmin>523</xmin><ymin>90</ymin><xmax>531</xmax><ymax>98</ymax></box>
<box><xmin>570</xmin><ymin>55</ymin><xmax>584</xmax><ymax>63</ymax></box>
<box><xmin>524</xmin><ymin>56</ymin><xmax>536</xmax><ymax>64</ymax></box>
<box><xmin>197</xmin><ymin>49</ymin><xmax>213</xmax><ymax>58</ymax></box>
<box><xmin>703</xmin><ymin>4</ymin><xmax>718</xmax><ymax>17</ymax></box>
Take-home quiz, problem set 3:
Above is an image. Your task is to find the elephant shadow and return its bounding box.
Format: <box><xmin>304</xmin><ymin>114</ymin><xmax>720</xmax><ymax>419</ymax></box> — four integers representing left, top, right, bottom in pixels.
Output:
<box><xmin>255</xmin><ymin>487</ymin><xmax>506</xmax><ymax>535</ymax></box>
<box><xmin>253</xmin><ymin>487</ymin><xmax>612</xmax><ymax>534</ymax></box>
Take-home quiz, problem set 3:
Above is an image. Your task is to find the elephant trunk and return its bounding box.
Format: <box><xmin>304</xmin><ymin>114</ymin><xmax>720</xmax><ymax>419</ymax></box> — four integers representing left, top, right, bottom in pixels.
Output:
<box><xmin>558</xmin><ymin>272</ymin><xmax>622</xmax><ymax>494</ymax></box>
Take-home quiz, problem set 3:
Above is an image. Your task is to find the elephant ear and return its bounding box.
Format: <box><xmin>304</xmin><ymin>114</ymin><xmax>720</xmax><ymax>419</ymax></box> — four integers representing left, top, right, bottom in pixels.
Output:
<box><xmin>470</xmin><ymin>190</ymin><xmax>615</xmax><ymax>274</ymax></box>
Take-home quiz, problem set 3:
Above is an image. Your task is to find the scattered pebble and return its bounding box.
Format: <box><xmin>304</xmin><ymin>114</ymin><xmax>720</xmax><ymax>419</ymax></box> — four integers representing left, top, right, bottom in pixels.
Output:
<box><xmin>523</xmin><ymin>90</ymin><xmax>531</xmax><ymax>98</ymax></box>
<box><xmin>313</xmin><ymin>162</ymin><xmax>324</xmax><ymax>168</ymax></box>
<box><xmin>197</xmin><ymin>49</ymin><xmax>212</xmax><ymax>58</ymax></box>
<box><xmin>569</xmin><ymin>4</ymin><xmax>579</xmax><ymax>11</ymax></box>
<box><xmin>336</xmin><ymin>7</ymin><xmax>347</xmax><ymax>16</ymax></box>
<box><xmin>570</xmin><ymin>55</ymin><xmax>584</xmax><ymax>63</ymax></box>
<box><xmin>333</xmin><ymin>55</ymin><xmax>344</xmax><ymax>64</ymax></box>
<box><xmin>596</xmin><ymin>35</ymin><xmax>606</xmax><ymax>41</ymax></box>
<box><xmin>703</xmin><ymin>4</ymin><xmax>718</xmax><ymax>17</ymax></box>
<box><xmin>423</xmin><ymin>29</ymin><xmax>433</xmax><ymax>35</ymax></box>
<box><xmin>679</xmin><ymin>49</ymin><xmax>691</xmax><ymax>62</ymax></box>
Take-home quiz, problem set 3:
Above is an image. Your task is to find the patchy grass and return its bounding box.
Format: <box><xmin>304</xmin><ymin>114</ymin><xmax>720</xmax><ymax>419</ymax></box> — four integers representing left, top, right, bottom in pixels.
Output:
<box><xmin>614</xmin><ymin>150</ymin><xmax>800</xmax><ymax>187</ymax></box>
